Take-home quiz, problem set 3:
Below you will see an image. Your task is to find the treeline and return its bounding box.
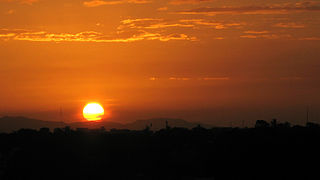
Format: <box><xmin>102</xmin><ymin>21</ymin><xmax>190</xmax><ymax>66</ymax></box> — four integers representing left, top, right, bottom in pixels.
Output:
<box><xmin>0</xmin><ymin>120</ymin><xmax>320</xmax><ymax>180</ymax></box>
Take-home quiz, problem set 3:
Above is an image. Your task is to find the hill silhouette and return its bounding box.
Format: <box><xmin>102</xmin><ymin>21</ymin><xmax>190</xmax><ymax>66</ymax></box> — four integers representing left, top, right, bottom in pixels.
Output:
<box><xmin>0</xmin><ymin>116</ymin><xmax>212</xmax><ymax>132</ymax></box>
<box><xmin>0</xmin><ymin>116</ymin><xmax>66</xmax><ymax>132</ymax></box>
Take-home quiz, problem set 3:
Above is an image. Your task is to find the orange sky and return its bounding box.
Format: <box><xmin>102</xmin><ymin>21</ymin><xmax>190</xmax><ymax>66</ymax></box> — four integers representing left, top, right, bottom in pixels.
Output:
<box><xmin>1</xmin><ymin>0</ymin><xmax>320</xmax><ymax>125</ymax></box>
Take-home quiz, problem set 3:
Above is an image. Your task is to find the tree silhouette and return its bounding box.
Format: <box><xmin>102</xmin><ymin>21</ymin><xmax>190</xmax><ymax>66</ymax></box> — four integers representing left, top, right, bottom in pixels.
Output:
<box><xmin>0</xmin><ymin>121</ymin><xmax>319</xmax><ymax>180</ymax></box>
<box><xmin>255</xmin><ymin>120</ymin><xmax>270</xmax><ymax>128</ymax></box>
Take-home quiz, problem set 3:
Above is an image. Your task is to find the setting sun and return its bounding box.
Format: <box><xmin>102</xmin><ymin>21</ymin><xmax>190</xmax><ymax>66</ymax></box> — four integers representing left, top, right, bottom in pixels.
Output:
<box><xmin>83</xmin><ymin>103</ymin><xmax>104</xmax><ymax>121</ymax></box>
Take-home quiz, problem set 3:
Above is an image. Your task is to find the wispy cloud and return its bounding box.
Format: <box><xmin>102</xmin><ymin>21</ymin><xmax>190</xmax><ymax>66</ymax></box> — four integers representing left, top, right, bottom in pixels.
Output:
<box><xmin>149</xmin><ymin>77</ymin><xmax>159</xmax><ymax>81</ymax></box>
<box><xmin>200</xmin><ymin>77</ymin><xmax>230</xmax><ymax>81</ymax></box>
<box><xmin>119</xmin><ymin>18</ymin><xmax>243</xmax><ymax>30</ymax></box>
<box><xmin>0</xmin><ymin>0</ymin><xmax>38</xmax><ymax>5</ymax></box>
<box><xmin>299</xmin><ymin>37</ymin><xmax>320</xmax><ymax>40</ymax></box>
<box><xmin>149</xmin><ymin>76</ymin><xmax>230</xmax><ymax>81</ymax></box>
<box><xmin>176</xmin><ymin>2</ymin><xmax>320</xmax><ymax>16</ymax></box>
<box><xmin>169</xmin><ymin>77</ymin><xmax>191</xmax><ymax>81</ymax></box>
<box><xmin>179</xmin><ymin>19</ymin><xmax>225</xmax><ymax>29</ymax></box>
<box><xmin>244</xmin><ymin>31</ymin><xmax>269</xmax><ymax>34</ymax></box>
<box><xmin>241</xmin><ymin>30</ymin><xmax>292</xmax><ymax>39</ymax></box>
<box><xmin>157</xmin><ymin>7</ymin><xmax>168</xmax><ymax>11</ymax></box>
<box><xmin>83</xmin><ymin>0</ymin><xmax>151</xmax><ymax>7</ymax></box>
<box><xmin>0</xmin><ymin>29</ymin><xmax>196</xmax><ymax>42</ymax></box>
<box><xmin>169</xmin><ymin>0</ymin><xmax>213</xmax><ymax>5</ymax></box>
<box><xmin>119</xmin><ymin>18</ymin><xmax>195</xmax><ymax>29</ymax></box>
<box><xmin>274</xmin><ymin>22</ymin><xmax>305</xmax><ymax>28</ymax></box>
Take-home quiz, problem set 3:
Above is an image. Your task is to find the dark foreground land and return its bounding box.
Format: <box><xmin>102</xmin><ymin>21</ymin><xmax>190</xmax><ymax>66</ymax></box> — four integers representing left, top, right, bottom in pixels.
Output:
<box><xmin>1</xmin><ymin>122</ymin><xmax>320</xmax><ymax>180</ymax></box>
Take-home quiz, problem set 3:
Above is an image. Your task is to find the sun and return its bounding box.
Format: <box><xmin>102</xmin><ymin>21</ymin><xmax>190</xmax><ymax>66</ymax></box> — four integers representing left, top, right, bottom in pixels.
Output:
<box><xmin>83</xmin><ymin>102</ymin><xmax>104</xmax><ymax>121</ymax></box>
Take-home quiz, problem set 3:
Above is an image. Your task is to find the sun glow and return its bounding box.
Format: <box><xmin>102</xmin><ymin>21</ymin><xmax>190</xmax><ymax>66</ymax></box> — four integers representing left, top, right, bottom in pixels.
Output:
<box><xmin>83</xmin><ymin>103</ymin><xmax>104</xmax><ymax>121</ymax></box>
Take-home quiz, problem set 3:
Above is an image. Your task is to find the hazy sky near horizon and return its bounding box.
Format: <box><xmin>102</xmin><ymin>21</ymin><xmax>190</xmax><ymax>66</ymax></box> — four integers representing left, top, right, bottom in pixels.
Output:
<box><xmin>1</xmin><ymin>0</ymin><xmax>320</xmax><ymax>125</ymax></box>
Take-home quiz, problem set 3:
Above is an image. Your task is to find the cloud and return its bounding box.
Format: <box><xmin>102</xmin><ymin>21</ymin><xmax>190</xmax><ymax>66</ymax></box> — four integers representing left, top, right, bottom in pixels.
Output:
<box><xmin>83</xmin><ymin>0</ymin><xmax>150</xmax><ymax>7</ymax></box>
<box><xmin>244</xmin><ymin>31</ymin><xmax>269</xmax><ymax>34</ymax></box>
<box><xmin>169</xmin><ymin>0</ymin><xmax>212</xmax><ymax>5</ymax></box>
<box><xmin>156</xmin><ymin>33</ymin><xmax>196</xmax><ymax>41</ymax></box>
<box><xmin>240</xmin><ymin>35</ymin><xmax>258</xmax><ymax>39</ymax></box>
<box><xmin>0</xmin><ymin>33</ymin><xmax>16</xmax><ymax>38</ymax></box>
<box><xmin>150</xmin><ymin>76</ymin><xmax>230</xmax><ymax>81</ymax></box>
<box><xmin>169</xmin><ymin>77</ymin><xmax>230</xmax><ymax>81</ymax></box>
<box><xmin>169</xmin><ymin>77</ymin><xmax>191</xmax><ymax>81</ymax></box>
<box><xmin>119</xmin><ymin>18</ymin><xmax>243</xmax><ymax>31</ymax></box>
<box><xmin>299</xmin><ymin>37</ymin><xmax>320</xmax><ymax>40</ymax></box>
<box><xmin>180</xmin><ymin>19</ymin><xmax>243</xmax><ymax>29</ymax></box>
<box><xmin>200</xmin><ymin>77</ymin><xmax>230</xmax><ymax>81</ymax></box>
<box><xmin>241</xmin><ymin>30</ymin><xmax>297</xmax><ymax>40</ymax></box>
<box><xmin>157</xmin><ymin>7</ymin><xmax>168</xmax><ymax>11</ymax></box>
<box><xmin>179</xmin><ymin>19</ymin><xmax>224</xmax><ymax>29</ymax></box>
<box><xmin>0</xmin><ymin>28</ymin><xmax>31</xmax><ymax>37</ymax></box>
<box><xmin>119</xmin><ymin>18</ymin><xmax>195</xmax><ymax>29</ymax></box>
<box><xmin>240</xmin><ymin>32</ymin><xmax>292</xmax><ymax>40</ymax></box>
<box><xmin>241</xmin><ymin>30</ymin><xmax>291</xmax><ymax>39</ymax></box>
<box><xmin>274</xmin><ymin>22</ymin><xmax>305</xmax><ymax>28</ymax></box>
<box><xmin>149</xmin><ymin>77</ymin><xmax>159</xmax><ymax>81</ymax></box>
<box><xmin>176</xmin><ymin>2</ymin><xmax>320</xmax><ymax>16</ymax></box>
<box><xmin>0</xmin><ymin>0</ymin><xmax>38</xmax><ymax>5</ymax></box>
<box><xmin>0</xmin><ymin>28</ymin><xmax>196</xmax><ymax>42</ymax></box>
<box><xmin>83</xmin><ymin>0</ymin><xmax>123</xmax><ymax>7</ymax></box>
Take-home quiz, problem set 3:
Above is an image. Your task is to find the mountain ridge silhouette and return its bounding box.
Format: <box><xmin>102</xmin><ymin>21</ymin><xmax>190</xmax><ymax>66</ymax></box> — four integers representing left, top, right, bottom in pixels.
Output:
<box><xmin>0</xmin><ymin>116</ymin><xmax>212</xmax><ymax>132</ymax></box>
<box><xmin>0</xmin><ymin>116</ymin><xmax>66</xmax><ymax>132</ymax></box>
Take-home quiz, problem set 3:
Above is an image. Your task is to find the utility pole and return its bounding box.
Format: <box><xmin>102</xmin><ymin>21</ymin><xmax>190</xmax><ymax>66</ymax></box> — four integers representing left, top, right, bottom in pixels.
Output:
<box><xmin>306</xmin><ymin>106</ymin><xmax>309</xmax><ymax>125</ymax></box>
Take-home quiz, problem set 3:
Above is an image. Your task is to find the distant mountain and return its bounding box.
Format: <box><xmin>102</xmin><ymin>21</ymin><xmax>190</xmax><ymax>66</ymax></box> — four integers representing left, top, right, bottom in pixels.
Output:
<box><xmin>0</xmin><ymin>116</ymin><xmax>212</xmax><ymax>132</ymax></box>
<box><xmin>0</xmin><ymin>116</ymin><xmax>66</xmax><ymax>132</ymax></box>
